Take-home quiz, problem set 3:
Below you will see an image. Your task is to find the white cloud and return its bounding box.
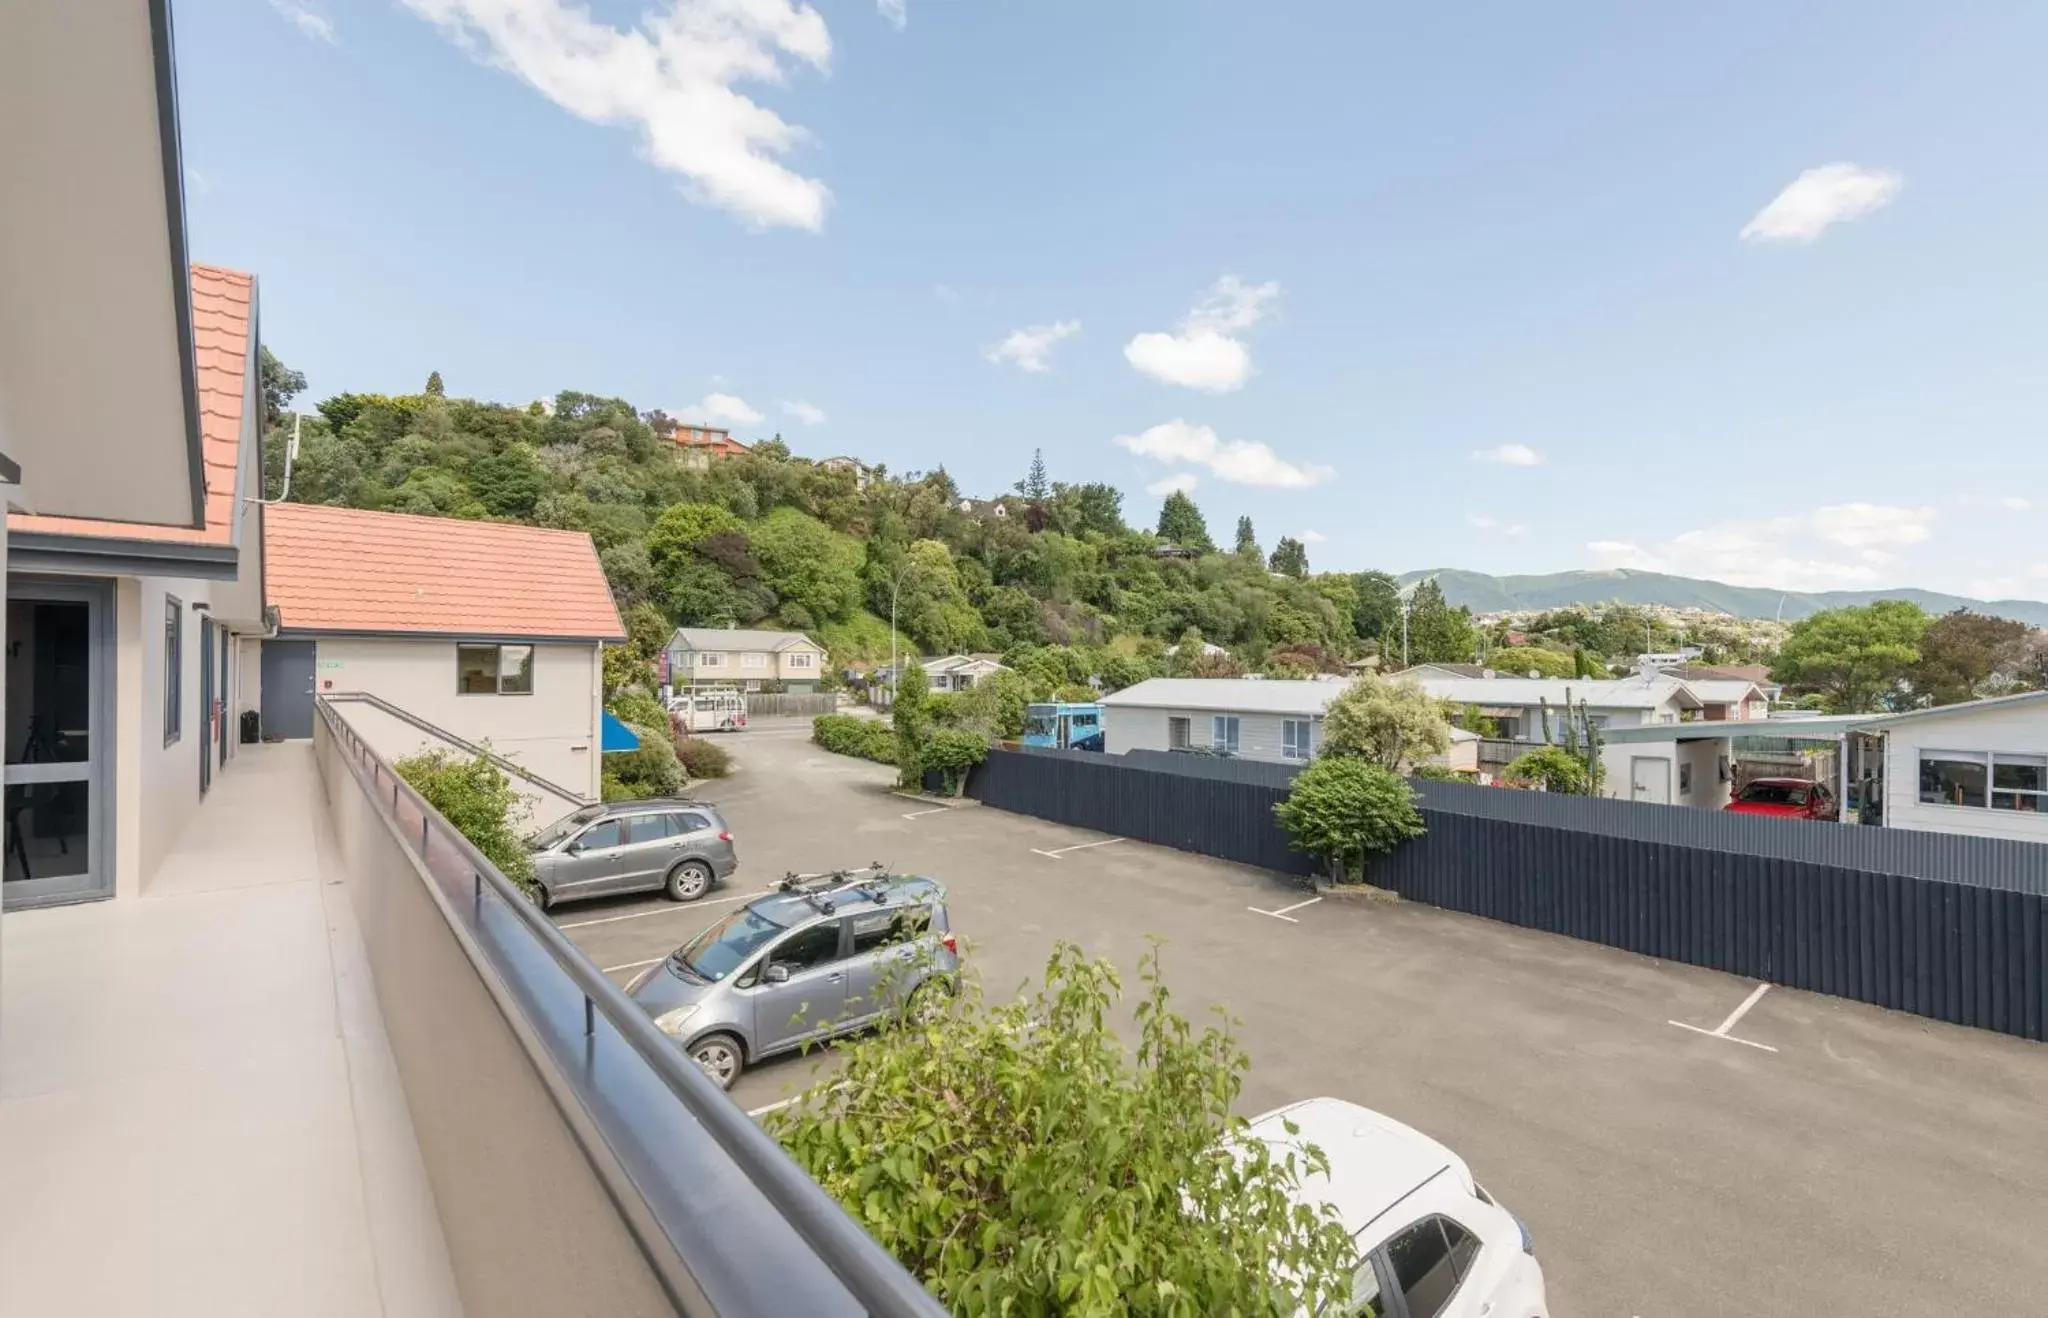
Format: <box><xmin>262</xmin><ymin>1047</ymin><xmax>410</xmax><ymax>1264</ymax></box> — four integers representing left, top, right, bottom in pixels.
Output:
<box><xmin>272</xmin><ymin>0</ymin><xmax>336</xmax><ymax>42</ymax></box>
<box><xmin>1466</xmin><ymin>512</ymin><xmax>1527</xmax><ymax>536</ymax></box>
<box><xmin>876</xmin><ymin>0</ymin><xmax>906</xmax><ymax>28</ymax></box>
<box><xmin>985</xmin><ymin>320</ymin><xmax>1081</xmax><ymax>374</ymax></box>
<box><xmin>779</xmin><ymin>399</ymin><xmax>826</xmax><ymax>425</ymax></box>
<box><xmin>1586</xmin><ymin>502</ymin><xmax>1938</xmax><ymax>591</ymax></box>
<box><xmin>399</xmin><ymin>0</ymin><xmax>833</xmax><ymax>231</ymax></box>
<box><xmin>680</xmin><ymin>392</ymin><xmax>762</xmax><ymax>425</ymax></box>
<box><xmin>1960</xmin><ymin>494</ymin><xmax>2031</xmax><ymax>512</ymax></box>
<box><xmin>1146</xmin><ymin>473</ymin><xmax>1200</xmax><ymax>497</ymax></box>
<box><xmin>1123</xmin><ymin>275</ymin><xmax>1280</xmax><ymax>393</ymax></box>
<box><xmin>1740</xmin><ymin>163</ymin><xmax>1903</xmax><ymax>244</ymax></box>
<box><xmin>1114</xmin><ymin>419</ymin><xmax>1333</xmax><ymax>489</ymax></box>
<box><xmin>1298</xmin><ymin>530</ymin><xmax>1326</xmax><ymax>544</ymax></box>
<box><xmin>1473</xmin><ymin>443</ymin><xmax>1542</xmax><ymax>467</ymax></box>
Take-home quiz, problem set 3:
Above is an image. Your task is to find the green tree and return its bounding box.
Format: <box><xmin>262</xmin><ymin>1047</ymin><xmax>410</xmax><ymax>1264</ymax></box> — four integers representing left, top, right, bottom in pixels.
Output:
<box><xmin>1772</xmin><ymin>600</ymin><xmax>1929</xmax><ymax>713</ymax></box>
<box><xmin>424</xmin><ymin>370</ymin><xmax>446</xmax><ymax>397</ymax></box>
<box><xmin>646</xmin><ymin>502</ymin><xmax>743</xmax><ymax>573</ymax></box>
<box><xmin>1404</xmin><ymin>580</ymin><xmax>1476</xmax><ymax>665</ymax></box>
<box><xmin>1155</xmin><ymin>489</ymin><xmax>1214</xmax><ymax>552</ymax></box>
<box><xmin>1350</xmin><ymin>571</ymin><xmax>1402</xmax><ymax>646</ymax></box>
<box><xmin>1268</xmin><ymin>536</ymin><xmax>1309</xmax><ymax>579</ymax></box>
<box><xmin>260</xmin><ymin>346</ymin><xmax>307</xmax><ymax>428</ymax></box>
<box><xmin>1018</xmin><ymin>447</ymin><xmax>1050</xmax><ymax>502</ymax></box>
<box><xmin>1234</xmin><ymin>515</ymin><xmax>1261</xmax><ymax>561</ymax></box>
<box><xmin>1062</xmin><ymin>482</ymin><xmax>1126</xmax><ymax>537</ymax></box>
<box><xmin>766</xmin><ymin>943</ymin><xmax>1357</xmax><ymax>1316</ymax></box>
<box><xmin>752</xmin><ymin>507</ymin><xmax>862</xmax><ymax>625</ymax></box>
<box><xmin>1504</xmin><ymin>744</ymin><xmax>1591</xmax><ymax>795</ymax></box>
<box><xmin>469</xmin><ymin>444</ymin><xmax>545</xmax><ymax>518</ymax></box>
<box><xmin>891</xmin><ymin>662</ymin><xmax>930</xmax><ymax>789</ymax></box>
<box><xmin>1318</xmin><ymin>673</ymin><xmax>1454</xmax><ymax>771</ymax></box>
<box><xmin>1274</xmin><ymin>756</ymin><xmax>1426</xmax><ymax>880</ymax></box>
<box><xmin>1908</xmin><ymin>609</ymin><xmax>2035</xmax><ymax>706</ymax></box>
<box><xmin>921</xmin><ymin>727</ymin><xmax>987</xmax><ymax>796</ymax></box>
<box><xmin>395</xmin><ymin>748</ymin><xmax>534</xmax><ymax>888</ymax></box>
<box><xmin>1495</xmin><ymin>646</ymin><xmax>1576</xmax><ymax>679</ymax></box>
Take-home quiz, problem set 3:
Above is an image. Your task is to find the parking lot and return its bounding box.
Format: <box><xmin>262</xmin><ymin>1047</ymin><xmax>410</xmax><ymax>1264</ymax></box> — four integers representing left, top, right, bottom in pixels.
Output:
<box><xmin>555</xmin><ymin>718</ymin><xmax>2048</xmax><ymax>1316</ymax></box>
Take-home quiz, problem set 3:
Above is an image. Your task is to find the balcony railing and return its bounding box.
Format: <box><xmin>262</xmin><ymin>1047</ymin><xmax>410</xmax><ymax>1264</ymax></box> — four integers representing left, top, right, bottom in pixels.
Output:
<box><xmin>313</xmin><ymin>696</ymin><xmax>945</xmax><ymax>1318</ymax></box>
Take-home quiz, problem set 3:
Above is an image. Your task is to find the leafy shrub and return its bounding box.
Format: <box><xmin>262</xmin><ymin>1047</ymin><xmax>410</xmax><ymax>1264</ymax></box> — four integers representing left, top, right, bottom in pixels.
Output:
<box><xmin>1320</xmin><ymin>674</ymin><xmax>1454</xmax><ymax>770</ymax></box>
<box><xmin>1274</xmin><ymin>755</ymin><xmax>1425</xmax><ymax>880</ymax></box>
<box><xmin>1053</xmin><ymin>682</ymin><xmax>1099</xmax><ymax>703</ymax></box>
<box><xmin>920</xmin><ymin>727</ymin><xmax>987</xmax><ymax>796</ymax></box>
<box><xmin>395</xmin><ymin>748</ymin><xmax>536</xmax><ymax>889</ymax></box>
<box><xmin>923</xmin><ymin>691</ymin><xmax>964</xmax><ymax>727</ymax></box>
<box><xmin>812</xmin><ymin>713</ymin><xmax>895</xmax><ymax>763</ymax></box>
<box><xmin>607</xmin><ymin>688</ymin><xmax>669</xmax><ymax>734</ymax></box>
<box><xmin>604</xmin><ymin>721</ymin><xmax>685</xmax><ymax>799</ymax></box>
<box><xmin>766</xmin><ymin>943</ymin><xmax>1355</xmax><ymax>1315</ymax></box>
<box><xmin>1407</xmin><ymin>762</ymin><xmax>1469</xmax><ymax>783</ymax></box>
<box><xmin>673</xmin><ymin>734</ymin><xmax>733</xmax><ymax>779</ymax></box>
<box><xmin>892</xmin><ymin>663</ymin><xmax>930</xmax><ymax>789</ymax></box>
<box><xmin>1503</xmin><ymin>744</ymin><xmax>1591</xmax><ymax>795</ymax></box>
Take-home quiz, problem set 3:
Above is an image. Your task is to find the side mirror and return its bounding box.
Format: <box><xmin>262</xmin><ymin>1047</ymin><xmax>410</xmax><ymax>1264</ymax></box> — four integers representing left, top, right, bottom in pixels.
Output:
<box><xmin>763</xmin><ymin>964</ymin><xmax>791</xmax><ymax>985</ymax></box>
<box><xmin>564</xmin><ymin>841</ymin><xmax>584</xmax><ymax>855</ymax></box>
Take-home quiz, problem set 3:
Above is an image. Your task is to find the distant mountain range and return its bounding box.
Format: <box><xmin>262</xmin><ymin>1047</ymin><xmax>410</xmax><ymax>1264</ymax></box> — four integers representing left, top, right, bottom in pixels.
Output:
<box><xmin>1397</xmin><ymin>568</ymin><xmax>2048</xmax><ymax>628</ymax></box>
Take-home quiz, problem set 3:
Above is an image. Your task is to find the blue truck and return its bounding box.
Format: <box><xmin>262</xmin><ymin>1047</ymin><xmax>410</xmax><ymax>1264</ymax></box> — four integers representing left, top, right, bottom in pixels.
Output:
<box><xmin>1021</xmin><ymin>702</ymin><xmax>1105</xmax><ymax>752</ymax></box>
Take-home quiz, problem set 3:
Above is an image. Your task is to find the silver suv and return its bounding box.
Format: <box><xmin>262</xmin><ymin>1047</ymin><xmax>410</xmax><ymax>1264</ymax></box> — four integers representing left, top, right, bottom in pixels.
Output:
<box><xmin>526</xmin><ymin>798</ymin><xmax>738</xmax><ymax>911</ymax></box>
<box><xmin>625</xmin><ymin>866</ymin><xmax>959</xmax><ymax>1089</ymax></box>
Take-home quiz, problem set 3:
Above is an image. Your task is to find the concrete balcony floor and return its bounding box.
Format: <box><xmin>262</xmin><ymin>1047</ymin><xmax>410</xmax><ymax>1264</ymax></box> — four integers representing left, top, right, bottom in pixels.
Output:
<box><xmin>0</xmin><ymin>743</ymin><xmax>463</xmax><ymax>1317</ymax></box>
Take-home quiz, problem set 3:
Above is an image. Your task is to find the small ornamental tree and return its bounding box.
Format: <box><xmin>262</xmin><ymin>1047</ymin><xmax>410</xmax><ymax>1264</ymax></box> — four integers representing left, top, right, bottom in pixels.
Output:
<box><xmin>891</xmin><ymin>662</ymin><xmax>931</xmax><ymax>789</ymax></box>
<box><xmin>1274</xmin><ymin>755</ymin><xmax>1425</xmax><ymax>881</ymax></box>
<box><xmin>1503</xmin><ymin>744</ymin><xmax>1591</xmax><ymax>795</ymax></box>
<box><xmin>395</xmin><ymin>748</ymin><xmax>535</xmax><ymax>889</ymax></box>
<box><xmin>921</xmin><ymin>727</ymin><xmax>987</xmax><ymax>796</ymax></box>
<box><xmin>765</xmin><ymin>943</ymin><xmax>1357</xmax><ymax>1316</ymax></box>
<box><xmin>1319</xmin><ymin>673</ymin><xmax>1454</xmax><ymax>771</ymax></box>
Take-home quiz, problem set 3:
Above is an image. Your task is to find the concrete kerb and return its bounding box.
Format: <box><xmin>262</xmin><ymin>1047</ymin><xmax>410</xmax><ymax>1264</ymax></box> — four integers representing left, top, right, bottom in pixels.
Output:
<box><xmin>889</xmin><ymin>790</ymin><xmax>980</xmax><ymax>809</ymax></box>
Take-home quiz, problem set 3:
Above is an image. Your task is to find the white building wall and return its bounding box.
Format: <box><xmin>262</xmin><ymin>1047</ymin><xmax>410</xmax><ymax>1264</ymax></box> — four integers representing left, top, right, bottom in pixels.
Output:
<box><xmin>1103</xmin><ymin>705</ymin><xmax>1317</xmax><ymax>764</ymax></box>
<box><xmin>312</xmin><ymin>637</ymin><xmax>603</xmax><ymax>820</ymax></box>
<box><xmin>115</xmin><ymin>573</ymin><xmax>223</xmax><ymax>897</ymax></box>
<box><xmin>1882</xmin><ymin>702</ymin><xmax>2048</xmax><ymax>842</ymax></box>
<box><xmin>1597</xmin><ymin>739</ymin><xmax>1729</xmax><ymax>807</ymax></box>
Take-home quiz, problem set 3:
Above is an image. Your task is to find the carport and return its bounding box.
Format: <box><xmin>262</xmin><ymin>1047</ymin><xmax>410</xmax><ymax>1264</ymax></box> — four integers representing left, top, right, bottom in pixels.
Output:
<box><xmin>1598</xmin><ymin>715</ymin><xmax>1876</xmax><ymax>818</ymax></box>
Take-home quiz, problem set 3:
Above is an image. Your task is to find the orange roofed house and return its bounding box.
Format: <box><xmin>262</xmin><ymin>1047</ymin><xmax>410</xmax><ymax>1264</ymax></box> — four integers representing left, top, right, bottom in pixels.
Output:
<box><xmin>671</xmin><ymin>422</ymin><xmax>749</xmax><ymax>470</ymax></box>
<box><xmin>260</xmin><ymin>502</ymin><xmax>624</xmax><ymax>820</ymax></box>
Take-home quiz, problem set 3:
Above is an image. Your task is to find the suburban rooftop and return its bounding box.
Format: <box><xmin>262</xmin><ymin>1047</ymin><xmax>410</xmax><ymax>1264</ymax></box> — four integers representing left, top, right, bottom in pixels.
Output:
<box><xmin>1100</xmin><ymin>677</ymin><xmax>1354</xmax><ymax>716</ymax></box>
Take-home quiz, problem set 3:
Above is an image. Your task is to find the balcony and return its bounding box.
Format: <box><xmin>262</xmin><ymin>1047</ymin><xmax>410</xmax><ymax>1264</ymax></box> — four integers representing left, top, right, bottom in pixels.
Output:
<box><xmin>1</xmin><ymin>702</ymin><xmax>940</xmax><ymax>1316</ymax></box>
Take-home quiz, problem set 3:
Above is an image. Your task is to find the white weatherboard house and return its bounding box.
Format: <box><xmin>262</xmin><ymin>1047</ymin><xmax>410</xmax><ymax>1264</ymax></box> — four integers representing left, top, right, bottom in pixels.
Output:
<box><xmin>1861</xmin><ymin>691</ymin><xmax>2048</xmax><ymax>842</ymax></box>
<box><xmin>665</xmin><ymin>626</ymin><xmax>828</xmax><ymax>693</ymax></box>
<box><xmin>1101</xmin><ymin>678</ymin><xmax>1350</xmax><ymax>763</ymax></box>
<box><xmin>1406</xmin><ymin>673</ymin><xmax>1705</xmax><ymax>740</ymax></box>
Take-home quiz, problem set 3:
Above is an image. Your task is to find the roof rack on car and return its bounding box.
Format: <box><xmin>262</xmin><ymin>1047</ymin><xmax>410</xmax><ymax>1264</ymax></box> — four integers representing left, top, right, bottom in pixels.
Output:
<box><xmin>774</xmin><ymin>863</ymin><xmax>892</xmax><ymax>915</ymax></box>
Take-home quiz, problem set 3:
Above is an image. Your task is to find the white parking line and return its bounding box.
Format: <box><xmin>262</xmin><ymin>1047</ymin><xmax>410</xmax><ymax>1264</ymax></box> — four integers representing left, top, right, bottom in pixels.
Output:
<box><xmin>1668</xmin><ymin>983</ymin><xmax>1778</xmax><ymax>1052</ymax></box>
<box><xmin>746</xmin><ymin>1095</ymin><xmax>802</xmax><ymax>1117</ymax></box>
<box><xmin>557</xmin><ymin>890</ymin><xmax>755</xmax><ymax>929</ymax></box>
<box><xmin>1029</xmin><ymin>837</ymin><xmax>1127</xmax><ymax>860</ymax></box>
<box><xmin>1248</xmin><ymin>895</ymin><xmax>1323</xmax><ymax>923</ymax></box>
<box><xmin>901</xmin><ymin>806</ymin><xmax>949</xmax><ymax>820</ymax></box>
<box><xmin>604</xmin><ymin>957</ymin><xmax>665</xmax><ymax>975</ymax></box>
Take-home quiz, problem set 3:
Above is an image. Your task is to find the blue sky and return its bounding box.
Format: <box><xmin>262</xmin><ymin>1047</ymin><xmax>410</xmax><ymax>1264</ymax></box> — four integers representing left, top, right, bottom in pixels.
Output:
<box><xmin>176</xmin><ymin>1</ymin><xmax>2046</xmax><ymax>599</ymax></box>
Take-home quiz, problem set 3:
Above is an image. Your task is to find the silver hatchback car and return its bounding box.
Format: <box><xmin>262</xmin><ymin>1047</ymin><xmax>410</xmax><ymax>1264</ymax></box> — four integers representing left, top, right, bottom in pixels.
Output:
<box><xmin>526</xmin><ymin>798</ymin><xmax>738</xmax><ymax>910</ymax></box>
<box><xmin>625</xmin><ymin>866</ymin><xmax>959</xmax><ymax>1089</ymax></box>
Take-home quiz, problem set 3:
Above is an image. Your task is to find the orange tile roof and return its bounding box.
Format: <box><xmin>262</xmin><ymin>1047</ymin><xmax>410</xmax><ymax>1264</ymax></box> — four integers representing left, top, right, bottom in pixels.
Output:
<box><xmin>9</xmin><ymin>264</ymin><xmax>253</xmax><ymax>544</ymax></box>
<box><xmin>264</xmin><ymin>502</ymin><xmax>625</xmax><ymax>640</ymax></box>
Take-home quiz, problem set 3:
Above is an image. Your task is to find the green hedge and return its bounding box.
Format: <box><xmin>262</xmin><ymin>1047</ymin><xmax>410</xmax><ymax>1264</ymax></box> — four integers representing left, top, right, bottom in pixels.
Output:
<box><xmin>813</xmin><ymin>713</ymin><xmax>896</xmax><ymax>763</ymax></box>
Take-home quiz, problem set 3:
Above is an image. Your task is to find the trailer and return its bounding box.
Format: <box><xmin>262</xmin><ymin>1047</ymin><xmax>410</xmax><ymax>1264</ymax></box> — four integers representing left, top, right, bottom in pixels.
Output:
<box><xmin>669</xmin><ymin>686</ymin><xmax>749</xmax><ymax>734</ymax></box>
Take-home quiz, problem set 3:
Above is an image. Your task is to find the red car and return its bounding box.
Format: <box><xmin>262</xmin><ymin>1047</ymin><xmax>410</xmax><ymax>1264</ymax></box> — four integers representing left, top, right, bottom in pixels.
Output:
<box><xmin>1725</xmin><ymin>777</ymin><xmax>1838</xmax><ymax>822</ymax></box>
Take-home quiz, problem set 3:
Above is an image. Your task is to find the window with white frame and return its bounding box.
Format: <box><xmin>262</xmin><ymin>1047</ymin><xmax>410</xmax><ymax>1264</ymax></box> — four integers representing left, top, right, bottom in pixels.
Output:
<box><xmin>696</xmin><ymin>651</ymin><xmax>725</xmax><ymax>669</ymax></box>
<box><xmin>456</xmin><ymin>644</ymin><xmax>534</xmax><ymax>695</ymax></box>
<box><xmin>1926</xmin><ymin>749</ymin><xmax>2048</xmax><ymax>813</ymax></box>
<box><xmin>788</xmin><ymin>651</ymin><xmax>815</xmax><ymax>670</ymax></box>
<box><xmin>1281</xmin><ymin>718</ymin><xmax>1313</xmax><ymax>760</ymax></box>
<box><xmin>1210</xmin><ymin>715</ymin><xmax>1240</xmax><ymax>755</ymax></box>
<box><xmin>741</xmin><ymin>652</ymin><xmax>766</xmax><ymax>669</ymax></box>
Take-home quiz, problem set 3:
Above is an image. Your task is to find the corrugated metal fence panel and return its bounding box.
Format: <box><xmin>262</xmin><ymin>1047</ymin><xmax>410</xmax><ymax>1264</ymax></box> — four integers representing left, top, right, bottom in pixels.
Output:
<box><xmin>967</xmin><ymin>749</ymin><xmax>2048</xmax><ymax>1042</ymax></box>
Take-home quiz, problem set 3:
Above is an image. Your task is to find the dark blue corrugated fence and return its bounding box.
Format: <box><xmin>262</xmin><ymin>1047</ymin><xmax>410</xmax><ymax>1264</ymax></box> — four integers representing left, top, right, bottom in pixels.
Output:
<box><xmin>966</xmin><ymin>748</ymin><xmax>2048</xmax><ymax>1042</ymax></box>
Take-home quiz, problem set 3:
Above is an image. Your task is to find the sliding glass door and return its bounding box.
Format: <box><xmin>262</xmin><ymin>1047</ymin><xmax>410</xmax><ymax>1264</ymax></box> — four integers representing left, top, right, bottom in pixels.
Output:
<box><xmin>4</xmin><ymin>579</ymin><xmax>110</xmax><ymax>906</ymax></box>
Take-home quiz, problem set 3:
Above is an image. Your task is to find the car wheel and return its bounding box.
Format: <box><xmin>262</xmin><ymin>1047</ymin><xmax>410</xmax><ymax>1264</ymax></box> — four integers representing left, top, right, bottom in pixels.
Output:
<box><xmin>904</xmin><ymin>978</ymin><xmax>950</xmax><ymax>1026</ymax></box>
<box><xmin>690</xmin><ymin>1033</ymin><xmax>744</xmax><ymax>1089</ymax></box>
<box><xmin>665</xmin><ymin>860</ymin><xmax>714</xmax><ymax>903</ymax></box>
<box><xmin>527</xmin><ymin>882</ymin><xmax>552</xmax><ymax>913</ymax></box>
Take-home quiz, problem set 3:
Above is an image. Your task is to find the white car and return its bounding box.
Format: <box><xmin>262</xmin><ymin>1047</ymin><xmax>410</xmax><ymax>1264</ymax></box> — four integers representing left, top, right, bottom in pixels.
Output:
<box><xmin>1250</xmin><ymin>1098</ymin><xmax>1549</xmax><ymax>1318</ymax></box>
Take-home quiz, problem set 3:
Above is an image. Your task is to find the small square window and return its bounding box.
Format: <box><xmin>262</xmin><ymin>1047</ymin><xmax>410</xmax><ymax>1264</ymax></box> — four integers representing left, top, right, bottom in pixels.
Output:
<box><xmin>457</xmin><ymin>644</ymin><xmax>535</xmax><ymax>696</ymax></box>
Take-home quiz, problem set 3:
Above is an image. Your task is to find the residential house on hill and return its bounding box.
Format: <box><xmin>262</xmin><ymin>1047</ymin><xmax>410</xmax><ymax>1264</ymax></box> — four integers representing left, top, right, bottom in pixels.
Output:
<box><xmin>261</xmin><ymin>502</ymin><xmax>624</xmax><ymax>819</ymax></box>
<box><xmin>665</xmin><ymin>626</ymin><xmax>827</xmax><ymax>693</ymax></box>
<box><xmin>1408</xmin><ymin>673</ymin><xmax>1705</xmax><ymax>741</ymax></box>
<box><xmin>672</xmin><ymin>424</ymin><xmax>748</xmax><ymax>470</ymax></box>
<box><xmin>1101</xmin><ymin>676</ymin><xmax>1478</xmax><ymax>771</ymax></box>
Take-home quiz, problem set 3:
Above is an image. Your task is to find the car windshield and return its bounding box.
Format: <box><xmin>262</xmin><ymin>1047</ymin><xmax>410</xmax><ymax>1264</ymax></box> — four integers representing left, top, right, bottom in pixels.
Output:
<box><xmin>1024</xmin><ymin>714</ymin><xmax>1056</xmax><ymax>737</ymax></box>
<box><xmin>528</xmin><ymin>805</ymin><xmax>606</xmax><ymax>850</ymax></box>
<box><xmin>1743</xmin><ymin>783</ymin><xmax>1807</xmax><ymax>806</ymax></box>
<box><xmin>674</xmin><ymin>906</ymin><xmax>787</xmax><ymax>982</ymax></box>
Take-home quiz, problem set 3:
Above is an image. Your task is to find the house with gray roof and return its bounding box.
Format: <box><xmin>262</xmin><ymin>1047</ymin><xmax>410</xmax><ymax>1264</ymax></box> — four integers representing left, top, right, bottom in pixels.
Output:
<box><xmin>664</xmin><ymin>626</ymin><xmax>827</xmax><ymax>693</ymax></box>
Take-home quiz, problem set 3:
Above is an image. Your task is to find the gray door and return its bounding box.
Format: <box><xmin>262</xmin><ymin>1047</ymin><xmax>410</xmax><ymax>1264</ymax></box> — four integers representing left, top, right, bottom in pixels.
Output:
<box><xmin>4</xmin><ymin>580</ymin><xmax>112</xmax><ymax>907</ymax></box>
<box><xmin>1630</xmin><ymin>756</ymin><xmax>1672</xmax><ymax>805</ymax></box>
<box><xmin>550</xmin><ymin>817</ymin><xmax>632</xmax><ymax>897</ymax></box>
<box><xmin>840</xmin><ymin>905</ymin><xmax>932</xmax><ymax>1027</ymax></box>
<box><xmin>260</xmin><ymin>639</ymin><xmax>316</xmax><ymax>739</ymax></box>
<box><xmin>749</xmin><ymin>921</ymin><xmax>848</xmax><ymax>1054</ymax></box>
<box><xmin>619</xmin><ymin>811</ymin><xmax>680</xmax><ymax>892</ymax></box>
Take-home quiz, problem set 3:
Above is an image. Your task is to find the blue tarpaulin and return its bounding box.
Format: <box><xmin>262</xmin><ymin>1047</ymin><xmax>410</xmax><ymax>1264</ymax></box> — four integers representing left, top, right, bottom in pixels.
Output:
<box><xmin>600</xmin><ymin>710</ymin><xmax>642</xmax><ymax>753</ymax></box>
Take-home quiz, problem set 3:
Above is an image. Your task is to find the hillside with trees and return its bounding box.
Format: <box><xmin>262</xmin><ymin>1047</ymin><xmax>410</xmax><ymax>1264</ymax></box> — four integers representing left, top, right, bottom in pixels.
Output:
<box><xmin>259</xmin><ymin>360</ymin><xmax>1464</xmax><ymax>682</ymax></box>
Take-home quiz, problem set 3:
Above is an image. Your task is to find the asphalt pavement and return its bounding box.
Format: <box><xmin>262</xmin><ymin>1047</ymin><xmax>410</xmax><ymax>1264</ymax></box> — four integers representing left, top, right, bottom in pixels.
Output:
<box><xmin>554</xmin><ymin>718</ymin><xmax>2048</xmax><ymax>1317</ymax></box>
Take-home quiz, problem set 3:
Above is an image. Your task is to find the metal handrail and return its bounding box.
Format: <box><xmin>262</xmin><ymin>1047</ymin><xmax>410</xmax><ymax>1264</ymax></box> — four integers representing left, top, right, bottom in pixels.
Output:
<box><xmin>314</xmin><ymin>696</ymin><xmax>946</xmax><ymax>1317</ymax></box>
<box><xmin>321</xmin><ymin>688</ymin><xmax>591</xmax><ymax>808</ymax></box>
